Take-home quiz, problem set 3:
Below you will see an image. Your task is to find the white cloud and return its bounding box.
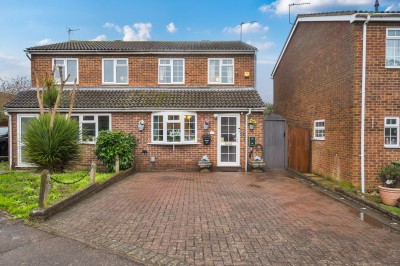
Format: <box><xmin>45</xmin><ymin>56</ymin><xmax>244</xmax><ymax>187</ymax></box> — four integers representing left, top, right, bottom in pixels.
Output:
<box><xmin>103</xmin><ymin>22</ymin><xmax>122</xmax><ymax>33</ymax></box>
<box><xmin>247</xmin><ymin>41</ymin><xmax>274</xmax><ymax>51</ymax></box>
<box><xmin>123</xmin><ymin>23</ymin><xmax>152</xmax><ymax>41</ymax></box>
<box><xmin>166</xmin><ymin>22</ymin><xmax>177</xmax><ymax>33</ymax></box>
<box><xmin>0</xmin><ymin>53</ymin><xmax>30</xmax><ymax>78</ymax></box>
<box><xmin>259</xmin><ymin>0</ymin><xmax>372</xmax><ymax>15</ymax></box>
<box><xmin>91</xmin><ymin>35</ymin><xmax>107</xmax><ymax>41</ymax></box>
<box><xmin>223</xmin><ymin>22</ymin><xmax>269</xmax><ymax>34</ymax></box>
<box><xmin>37</xmin><ymin>38</ymin><xmax>54</xmax><ymax>46</ymax></box>
<box><xmin>386</xmin><ymin>4</ymin><xmax>394</xmax><ymax>12</ymax></box>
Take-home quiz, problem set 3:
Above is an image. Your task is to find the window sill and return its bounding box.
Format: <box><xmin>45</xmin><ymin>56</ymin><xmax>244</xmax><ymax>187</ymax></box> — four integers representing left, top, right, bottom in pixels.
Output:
<box><xmin>80</xmin><ymin>141</ymin><xmax>96</xmax><ymax>145</ymax></box>
<box><xmin>101</xmin><ymin>83</ymin><xmax>129</xmax><ymax>86</ymax></box>
<box><xmin>312</xmin><ymin>138</ymin><xmax>325</xmax><ymax>141</ymax></box>
<box><xmin>385</xmin><ymin>66</ymin><xmax>400</xmax><ymax>69</ymax></box>
<box><xmin>148</xmin><ymin>142</ymin><xmax>201</xmax><ymax>145</ymax></box>
<box><xmin>384</xmin><ymin>145</ymin><xmax>400</xmax><ymax>149</ymax></box>
<box><xmin>158</xmin><ymin>83</ymin><xmax>185</xmax><ymax>85</ymax></box>
<box><xmin>208</xmin><ymin>83</ymin><xmax>234</xmax><ymax>85</ymax></box>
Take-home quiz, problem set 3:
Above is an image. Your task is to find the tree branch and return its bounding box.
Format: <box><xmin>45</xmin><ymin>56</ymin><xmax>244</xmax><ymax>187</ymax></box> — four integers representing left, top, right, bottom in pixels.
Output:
<box><xmin>33</xmin><ymin>69</ymin><xmax>44</xmax><ymax>115</ymax></box>
<box><xmin>67</xmin><ymin>78</ymin><xmax>78</xmax><ymax>119</ymax></box>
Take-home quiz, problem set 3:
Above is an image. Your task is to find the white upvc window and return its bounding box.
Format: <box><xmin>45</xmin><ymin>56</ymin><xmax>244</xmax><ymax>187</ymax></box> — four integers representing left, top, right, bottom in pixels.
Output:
<box><xmin>158</xmin><ymin>59</ymin><xmax>184</xmax><ymax>84</ymax></box>
<box><xmin>17</xmin><ymin>114</ymin><xmax>39</xmax><ymax>167</ymax></box>
<box><xmin>53</xmin><ymin>58</ymin><xmax>78</xmax><ymax>84</ymax></box>
<box><xmin>384</xmin><ymin>117</ymin><xmax>399</xmax><ymax>147</ymax></box>
<box><xmin>386</xmin><ymin>28</ymin><xmax>400</xmax><ymax>68</ymax></box>
<box><xmin>208</xmin><ymin>58</ymin><xmax>234</xmax><ymax>84</ymax></box>
<box><xmin>102</xmin><ymin>59</ymin><xmax>128</xmax><ymax>84</ymax></box>
<box><xmin>313</xmin><ymin>119</ymin><xmax>325</xmax><ymax>140</ymax></box>
<box><xmin>70</xmin><ymin>114</ymin><xmax>112</xmax><ymax>144</ymax></box>
<box><xmin>151</xmin><ymin>112</ymin><xmax>197</xmax><ymax>144</ymax></box>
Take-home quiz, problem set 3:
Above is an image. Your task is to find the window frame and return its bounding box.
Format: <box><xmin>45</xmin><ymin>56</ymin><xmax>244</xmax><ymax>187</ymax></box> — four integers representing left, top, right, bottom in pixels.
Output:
<box><xmin>313</xmin><ymin>119</ymin><xmax>325</xmax><ymax>141</ymax></box>
<box><xmin>102</xmin><ymin>58</ymin><xmax>129</xmax><ymax>84</ymax></box>
<box><xmin>386</xmin><ymin>28</ymin><xmax>400</xmax><ymax>68</ymax></box>
<box><xmin>158</xmin><ymin>58</ymin><xmax>185</xmax><ymax>84</ymax></box>
<box><xmin>69</xmin><ymin>114</ymin><xmax>112</xmax><ymax>144</ymax></box>
<box><xmin>17</xmin><ymin>114</ymin><xmax>39</xmax><ymax>167</ymax></box>
<box><xmin>208</xmin><ymin>58</ymin><xmax>234</xmax><ymax>85</ymax></box>
<box><xmin>52</xmin><ymin>58</ymin><xmax>79</xmax><ymax>84</ymax></box>
<box><xmin>151</xmin><ymin>112</ymin><xmax>197</xmax><ymax>145</ymax></box>
<box><xmin>384</xmin><ymin>116</ymin><xmax>399</xmax><ymax>148</ymax></box>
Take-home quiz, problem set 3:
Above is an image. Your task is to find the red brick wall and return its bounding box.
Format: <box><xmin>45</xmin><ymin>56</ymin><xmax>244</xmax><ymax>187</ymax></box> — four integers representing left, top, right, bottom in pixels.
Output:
<box><xmin>10</xmin><ymin>112</ymin><xmax>264</xmax><ymax>171</ymax></box>
<box><xmin>362</xmin><ymin>22</ymin><xmax>400</xmax><ymax>187</ymax></box>
<box><xmin>274</xmin><ymin>21</ymin><xmax>357</xmax><ymax>184</ymax></box>
<box><xmin>31</xmin><ymin>54</ymin><xmax>255</xmax><ymax>88</ymax></box>
<box><xmin>274</xmin><ymin>20</ymin><xmax>400</xmax><ymax>188</ymax></box>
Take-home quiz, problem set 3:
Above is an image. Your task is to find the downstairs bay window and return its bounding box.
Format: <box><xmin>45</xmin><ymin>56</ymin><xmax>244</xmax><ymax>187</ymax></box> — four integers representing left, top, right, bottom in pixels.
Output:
<box><xmin>70</xmin><ymin>114</ymin><xmax>111</xmax><ymax>143</ymax></box>
<box><xmin>151</xmin><ymin>112</ymin><xmax>197</xmax><ymax>144</ymax></box>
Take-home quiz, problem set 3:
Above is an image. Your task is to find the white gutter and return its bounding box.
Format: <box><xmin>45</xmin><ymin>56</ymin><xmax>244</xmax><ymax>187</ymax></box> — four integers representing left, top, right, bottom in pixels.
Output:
<box><xmin>4</xmin><ymin>111</ymin><xmax>12</xmax><ymax>169</ymax></box>
<box><xmin>360</xmin><ymin>14</ymin><xmax>371</xmax><ymax>194</ymax></box>
<box><xmin>245</xmin><ymin>108</ymin><xmax>252</xmax><ymax>172</ymax></box>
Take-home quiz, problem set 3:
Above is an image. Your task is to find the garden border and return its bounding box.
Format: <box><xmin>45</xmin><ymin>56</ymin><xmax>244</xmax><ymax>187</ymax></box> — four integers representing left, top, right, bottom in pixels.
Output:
<box><xmin>29</xmin><ymin>167</ymin><xmax>135</xmax><ymax>220</ymax></box>
<box><xmin>288</xmin><ymin>169</ymin><xmax>400</xmax><ymax>222</ymax></box>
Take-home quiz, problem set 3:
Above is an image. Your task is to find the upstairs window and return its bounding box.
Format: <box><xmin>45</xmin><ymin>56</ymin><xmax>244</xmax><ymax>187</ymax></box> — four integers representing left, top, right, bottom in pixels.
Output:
<box><xmin>384</xmin><ymin>117</ymin><xmax>399</xmax><ymax>147</ymax></box>
<box><xmin>53</xmin><ymin>59</ymin><xmax>78</xmax><ymax>84</ymax></box>
<box><xmin>151</xmin><ymin>112</ymin><xmax>197</xmax><ymax>144</ymax></box>
<box><xmin>208</xmin><ymin>58</ymin><xmax>234</xmax><ymax>84</ymax></box>
<box><xmin>313</xmin><ymin>120</ymin><xmax>325</xmax><ymax>140</ymax></box>
<box><xmin>386</xmin><ymin>29</ymin><xmax>400</xmax><ymax>67</ymax></box>
<box><xmin>158</xmin><ymin>59</ymin><xmax>184</xmax><ymax>84</ymax></box>
<box><xmin>102</xmin><ymin>59</ymin><xmax>128</xmax><ymax>84</ymax></box>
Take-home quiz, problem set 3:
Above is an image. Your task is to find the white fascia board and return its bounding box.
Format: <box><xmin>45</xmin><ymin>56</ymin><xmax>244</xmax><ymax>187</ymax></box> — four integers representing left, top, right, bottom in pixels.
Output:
<box><xmin>27</xmin><ymin>50</ymin><xmax>256</xmax><ymax>55</ymax></box>
<box><xmin>5</xmin><ymin>107</ymin><xmax>265</xmax><ymax>113</ymax></box>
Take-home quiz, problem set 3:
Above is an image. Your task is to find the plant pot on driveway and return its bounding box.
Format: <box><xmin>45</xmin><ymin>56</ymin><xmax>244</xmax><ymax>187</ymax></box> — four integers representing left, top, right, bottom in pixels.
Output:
<box><xmin>378</xmin><ymin>186</ymin><xmax>400</xmax><ymax>207</ymax></box>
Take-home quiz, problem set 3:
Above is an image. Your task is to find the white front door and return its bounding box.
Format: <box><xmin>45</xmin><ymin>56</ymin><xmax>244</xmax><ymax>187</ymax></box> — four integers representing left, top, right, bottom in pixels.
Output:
<box><xmin>218</xmin><ymin>114</ymin><xmax>240</xmax><ymax>166</ymax></box>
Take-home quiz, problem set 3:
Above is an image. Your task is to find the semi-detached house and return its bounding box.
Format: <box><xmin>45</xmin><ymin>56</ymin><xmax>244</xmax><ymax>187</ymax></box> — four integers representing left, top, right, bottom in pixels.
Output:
<box><xmin>5</xmin><ymin>41</ymin><xmax>264</xmax><ymax>171</ymax></box>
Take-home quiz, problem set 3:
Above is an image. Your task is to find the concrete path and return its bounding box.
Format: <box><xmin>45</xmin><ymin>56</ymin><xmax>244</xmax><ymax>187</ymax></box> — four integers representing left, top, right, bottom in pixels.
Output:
<box><xmin>0</xmin><ymin>213</ymin><xmax>142</xmax><ymax>265</ymax></box>
<box><xmin>40</xmin><ymin>171</ymin><xmax>400</xmax><ymax>265</ymax></box>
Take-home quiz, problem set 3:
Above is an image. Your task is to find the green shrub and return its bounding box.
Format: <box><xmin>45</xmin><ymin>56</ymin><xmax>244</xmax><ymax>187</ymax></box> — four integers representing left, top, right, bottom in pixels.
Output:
<box><xmin>378</xmin><ymin>164</ymin><xmax>400</xmax><ymax>188</ymax></box>
<box><xmin>23</xmin><ymin>113</ymin><xmax>80</xmax><ymax>172</ymax></box>
<box><xmin>42</xmin><ymin>78</ymin><xmax>58</xmax><ymax>108</ymax></box>
<box><xmin>95</xmin><ymin>131</ymin><xmax>137</xmax><ymax>172</ymax></box>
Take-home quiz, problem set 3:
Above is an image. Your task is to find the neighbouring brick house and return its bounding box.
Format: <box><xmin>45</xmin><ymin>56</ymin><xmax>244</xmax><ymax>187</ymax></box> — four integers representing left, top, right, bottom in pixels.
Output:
<box><xmin>5</xmin><ymin>41</ymin><xmax>264</xmax><ymax>171</ymax></box>
<box><xmin>273</xmin><ymin>11</ymin><xmax>400</xmax><ymax>190</ymax></box>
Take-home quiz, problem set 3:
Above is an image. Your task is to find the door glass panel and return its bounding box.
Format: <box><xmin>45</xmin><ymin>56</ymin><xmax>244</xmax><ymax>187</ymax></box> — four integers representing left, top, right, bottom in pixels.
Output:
<box><xmin>220</xmin><ymin>116</ymin><xmax>238</xmax><ymax>163</ymax></box>
<box><xmin>20</xmin><ymin>116</ymin><xmax>36</xmax><ymax>164</ymax></box>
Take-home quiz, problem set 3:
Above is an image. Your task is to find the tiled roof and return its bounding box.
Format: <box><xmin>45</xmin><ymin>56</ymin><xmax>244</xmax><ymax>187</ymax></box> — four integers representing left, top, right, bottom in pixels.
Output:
<box><xmin>5</xmin><ymin>88</ymin><xmax>264</xmax><ymax>110</ymax></box>
<box><xmin>26</xmin><ymin>41</ymin><xmax>257</xmax><ymax>53</ymax></box>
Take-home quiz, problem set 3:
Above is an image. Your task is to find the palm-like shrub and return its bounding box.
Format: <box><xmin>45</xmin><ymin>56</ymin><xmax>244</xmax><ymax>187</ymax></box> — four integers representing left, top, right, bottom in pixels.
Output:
<box><xmin>42</xmin><ymin>77</ymin><xmax>58</xmax><ymax>109</ymax></box>
<box><xmin>23</xmin><ymin>113</ymin><xmax>80</xmax><ymax>172</ymax></box>
<box><xmin>95</xmin><ymin>131</ymin><xmax>137</xmax><ymax>172</ymax></box>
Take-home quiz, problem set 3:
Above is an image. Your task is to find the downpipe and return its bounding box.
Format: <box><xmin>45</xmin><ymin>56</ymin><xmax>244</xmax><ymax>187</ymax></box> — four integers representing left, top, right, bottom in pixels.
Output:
<box><xmin>245</xmin><ymin>108</ymin><xmax>251</xmax><ymax>172</ymax></box>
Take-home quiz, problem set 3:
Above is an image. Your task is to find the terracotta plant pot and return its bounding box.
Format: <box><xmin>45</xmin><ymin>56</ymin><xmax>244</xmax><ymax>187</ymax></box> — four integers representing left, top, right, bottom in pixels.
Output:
<box><xmin>378</xmin><ymin>186</ymin><xmax>400</xmax><ymax>207</ymax></box>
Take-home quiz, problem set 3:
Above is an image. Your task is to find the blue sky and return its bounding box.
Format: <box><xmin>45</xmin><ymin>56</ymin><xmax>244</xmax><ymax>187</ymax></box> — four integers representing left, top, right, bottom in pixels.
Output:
<box><xmin>1</xmin><ymin>0</ymin><xmax>399</xmax><ymax>102</ymax></box>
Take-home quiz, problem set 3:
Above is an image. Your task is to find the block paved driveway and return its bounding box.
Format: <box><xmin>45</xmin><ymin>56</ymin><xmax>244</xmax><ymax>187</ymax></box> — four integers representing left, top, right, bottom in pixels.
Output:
<box><xmin>43</xmin><ymin>172</ymin><xmax>400</xmax><ymax>265</ymax></box>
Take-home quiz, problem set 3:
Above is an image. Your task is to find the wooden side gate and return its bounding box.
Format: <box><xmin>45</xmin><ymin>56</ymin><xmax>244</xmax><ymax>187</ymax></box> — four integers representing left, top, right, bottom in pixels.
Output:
<box><xmin>263</xmin><ymin>114</ymin><xmax>286</xmax><ymax>170</ymax></box>
<box><xmin>288</xmin><ymin>128</ymin><xmax>311</xmax><ymax>173</ymax></box>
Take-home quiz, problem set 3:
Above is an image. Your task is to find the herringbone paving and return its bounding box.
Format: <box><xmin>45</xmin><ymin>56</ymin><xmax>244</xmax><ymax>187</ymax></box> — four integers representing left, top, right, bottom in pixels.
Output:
<box><xmin>43</xmin><ymin>172</ymin><xmax>400</xmax><ymax>265</ymax></box>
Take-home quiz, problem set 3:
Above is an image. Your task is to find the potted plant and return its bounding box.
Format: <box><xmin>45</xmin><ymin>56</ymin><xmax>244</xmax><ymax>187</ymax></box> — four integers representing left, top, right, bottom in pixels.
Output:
<box><xmin>138</xmin><ymin>120</ymin><xmax>145</xmax><ymax>131</ymax></box>
<box><xmin>249</xmin><ymin>156</ymin><xmax>265</xmax><ymax>172</ymax></box>
<box><xmin>377</xmin><ymin>163</ymin><xmax>400</xmax><ymax>206</ymax></box>
<box><xmin>198</xmin><ymin>155</ymin><xmax>211</xmax><ymax>172</ymax></box>
<box><xmin>248</xmin><ymin>119</ymin><xmax>257</xmax><ymax>130</ymax></box>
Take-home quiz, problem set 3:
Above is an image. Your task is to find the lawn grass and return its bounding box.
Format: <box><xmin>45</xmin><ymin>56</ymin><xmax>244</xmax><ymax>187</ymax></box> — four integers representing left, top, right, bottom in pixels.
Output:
<box><xmin>380</xmin><ymin>205</ymin><xmax>400</xmax><ymax>215</ymax></box>
<box><xmin>0</xmin><ymin>162</ymin><xmax>113</xmax><ymax>219</ymax></box>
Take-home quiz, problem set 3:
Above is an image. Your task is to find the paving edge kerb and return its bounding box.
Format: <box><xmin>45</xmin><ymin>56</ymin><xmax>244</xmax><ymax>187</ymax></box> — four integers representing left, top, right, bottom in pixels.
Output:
<box><xmin>29</xmin><ymin>167</ymin><xmax>136</xmax><ymax>221</ymax></box>
<box><xmin>35</xmin><ymin>223</ymin><xmax>189</xmax><ymax>266</ymax></box>
<box><xmin>287</xmin><ymin>169</ymin><xmax>400</xmax><ymax>223</ymax></box>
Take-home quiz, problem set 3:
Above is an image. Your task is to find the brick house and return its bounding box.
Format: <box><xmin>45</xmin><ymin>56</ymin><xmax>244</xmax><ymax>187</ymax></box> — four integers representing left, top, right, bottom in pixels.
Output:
<box><xmin>5</xmin><ymin>41</ymin><xmax>264</xmax><ymax>171</ymax></box>
<box><xmin>272</xmin><ymin>11</ymin><xmax>400</xmax><ymax>190</ymax></box>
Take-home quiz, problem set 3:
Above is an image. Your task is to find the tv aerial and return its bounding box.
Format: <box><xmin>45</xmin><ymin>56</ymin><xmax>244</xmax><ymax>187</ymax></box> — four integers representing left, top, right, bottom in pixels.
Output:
<box><xmin>289</xmin><ymin>2</ymin><xmax>310</xmax><ymax>24</ymax></box>
<box><xmin>67</xmin><ymin>27</ymin><xmax>80</xmax><ymax>41</ymax></box>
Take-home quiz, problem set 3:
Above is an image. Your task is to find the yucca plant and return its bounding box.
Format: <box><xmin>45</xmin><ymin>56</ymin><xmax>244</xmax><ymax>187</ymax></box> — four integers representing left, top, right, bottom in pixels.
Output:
<box><xmin>23</xmin><ymin>113</ymin><xmax>81</xmax><ymax>172</ymax></box>
<box><xmin>42</xmin><ymin>78</ymin><xmax>58</xmax><ymax>109</ymax></box>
